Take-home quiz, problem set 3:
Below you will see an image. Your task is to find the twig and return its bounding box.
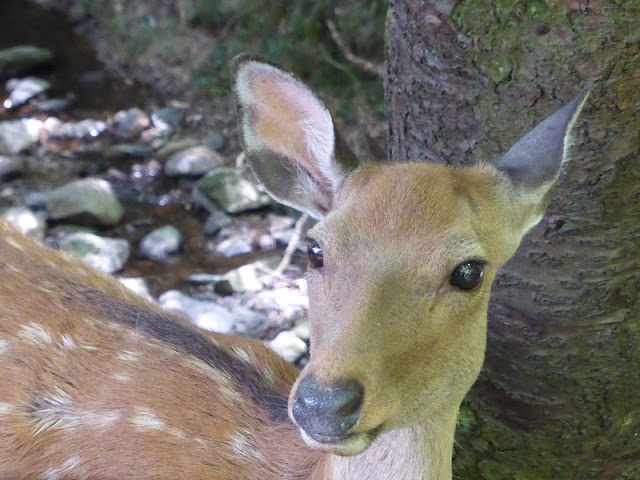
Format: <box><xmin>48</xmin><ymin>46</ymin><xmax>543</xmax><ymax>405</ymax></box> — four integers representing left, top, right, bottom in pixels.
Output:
<box><xmin>274</xmin><ymin>213</ymin><xmax>309</xmax><ymax>276</ymax></box>
<box><xmin>326</xmin><ymin>18</ymin><xmax>385</xmax><ymax>79</ymax></box>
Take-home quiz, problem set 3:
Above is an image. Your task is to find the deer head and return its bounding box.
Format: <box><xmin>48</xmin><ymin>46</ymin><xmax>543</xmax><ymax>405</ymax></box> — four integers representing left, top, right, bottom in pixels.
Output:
<box><xmin>233</xmin><ymin>55</ymin><xmax>589</xmax><ymax>456</ymax></box>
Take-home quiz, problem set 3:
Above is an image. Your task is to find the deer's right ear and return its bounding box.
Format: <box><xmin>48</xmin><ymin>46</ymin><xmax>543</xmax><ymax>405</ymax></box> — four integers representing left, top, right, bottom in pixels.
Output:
<box><xmin>232</xmin><ymin>55</ymin><xmax>357</xmax><ymax>219</ymax></box>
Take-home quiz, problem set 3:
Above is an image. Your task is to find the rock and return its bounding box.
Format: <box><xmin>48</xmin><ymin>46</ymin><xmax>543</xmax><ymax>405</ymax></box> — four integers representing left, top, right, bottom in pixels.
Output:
<box><xmin>0</xmin><ymin>46</ymin><xmax>53</xmax><ymax>77</ymax></box>
<box><xmin>33</xmin><ymin>92</ymin><xmax>76</xmax><ymax>113</ymax></box>
<box><xmin>156</xmin><ymin>139</ymin><xmax>200</xmax><ymax>159</ymax></box>
<box><xmin>230</xmin><ymin>306</ymin><xmax>268</xmax><ymax>336</ymax></box>
<box><xmin>45</xmin><ymin>178</ymin><xmax>124</xmax><ymax>227</ymax></box>
<box><xmin>151</xmin><ymin>106</ymin><xmax>185</xmax><ymax>135</ymax></box>
<box><xmin>203</xmin><ymin>208</ymin><xmax>232</xmax><ymax>236</ymax></box>
<box><xmin>193</xmin><ymin>167</ymin><xmax>271</xmax><ymax>214</ymax></box>
<box><xmin>119</xmin><ymin>277</ymin><xmax>153</xmax><ymax>300</ymax></box>
<box><xmin>269</xmin><ymin>330</ymin><xmax>307</xmax><ymax>363</ymax></box>
<box><xmin>222</xmin><ymin>263</ymin><xmax>264</xmax><ymax>292</ymax></box>
<box><xmin>105</xmin><ymin>143</ymin><xmax>153</xmax><ymax>159</ymax></box>
<box><xmin>293</xmin><ymin>319</ymin><xmax>310</xmax><ymax>341</ymax></box>
<box><xmin>164</xmin><ymin>146</ymin><xmax>224</xmax><ymax>177</ymax></box>
<box><xmin>44</xmin><ymin>118</ymin><xmax>108</xmax><ymax>139</ymax></box>
<box><xmin>139</xmin><ymin>225</ymin><xmax>183</xmax><ymax>260</ymax></box>
<box><xmin>0</xmin><ymin>155</ymin><xmax>25</xmax><ymax>180</ymax></box>
<box><xmin>4</xmin><ymin>77</ymin><xmax>50</xmax><ymax>109</ymax></box>
<box><xmin>186</xmin><ymin>273</ymin><xmax>224</xmax><ymax>285</ymax></box>
<box><xmin>112</xmin><ymin>107</ymin><xmax>150</xmax><ymax>139</ymax></box>
<box><xmin>1</xmin><ymin>206</ymin><xmax>46</xmax><ymax>240</ymax></box>
<box><xmin>58</xmin><ymin>232</ymin><xmax>130</xmax><ymax>274</ymax></box>
<box><xmin>158</xmin><ymin>290</ymin><xmax>235</xmax><ymax>333</ymax></box>
<box><xmin>203</xmin><ymin>130</ymin><xmax>225</xmax><ymax>152</ymax></box>
<box><xmin>0</xmin><ymin>119</ymin><xmax>42</xmax><ymax>154</ymax></box>
<box><xmin>215</xmin><ymin>236</ymin><xmax>253</xmax><ymax>257</ymax></box>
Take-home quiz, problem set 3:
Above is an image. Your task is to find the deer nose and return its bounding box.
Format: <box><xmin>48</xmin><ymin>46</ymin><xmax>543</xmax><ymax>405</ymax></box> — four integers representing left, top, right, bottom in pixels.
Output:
<box><xmin>291</xmin><ymin>375</ymin><xmax>364</xmax><ymax>439</ymax></box>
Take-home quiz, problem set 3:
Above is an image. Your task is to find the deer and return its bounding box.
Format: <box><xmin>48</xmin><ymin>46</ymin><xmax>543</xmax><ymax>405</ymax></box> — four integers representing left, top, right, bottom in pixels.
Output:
<box><xmin>0</xmin><ymin>55</ymin><xmax>589</xmax><ymax>480</ymax></box>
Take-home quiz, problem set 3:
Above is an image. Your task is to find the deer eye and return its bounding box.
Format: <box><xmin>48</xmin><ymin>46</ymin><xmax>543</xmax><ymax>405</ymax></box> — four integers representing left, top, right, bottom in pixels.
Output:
<box><xmin>450</xmin><ymin>261</ymin><xmax>484</xmax><ymax>290</ymax></box>
<box><xmin>307</xmin><ymin>240</ymin><xmax>324</xmax><ymax>268</ymax></box>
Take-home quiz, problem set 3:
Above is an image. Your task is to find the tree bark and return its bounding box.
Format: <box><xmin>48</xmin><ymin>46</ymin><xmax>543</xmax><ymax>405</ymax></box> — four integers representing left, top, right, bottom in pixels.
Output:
<box><xmin>386</xmin><ymin>1</ymin><xmax>640</xmax><ymax>478</ymax></box>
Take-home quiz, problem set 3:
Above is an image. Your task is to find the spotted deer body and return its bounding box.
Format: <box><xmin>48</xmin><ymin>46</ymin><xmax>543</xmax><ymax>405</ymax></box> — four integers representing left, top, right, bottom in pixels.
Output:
<box><xmin>0</xmin><ymin>56</ymin><xmax>588</xmax><ymax>479</ymax></box>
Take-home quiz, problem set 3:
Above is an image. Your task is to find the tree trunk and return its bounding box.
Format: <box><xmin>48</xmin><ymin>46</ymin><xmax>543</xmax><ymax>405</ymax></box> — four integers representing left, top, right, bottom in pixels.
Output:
<box><xmin>385</xmin><ymin>1</ymin><xmax>640</xmax><ymax>478</ymax></box>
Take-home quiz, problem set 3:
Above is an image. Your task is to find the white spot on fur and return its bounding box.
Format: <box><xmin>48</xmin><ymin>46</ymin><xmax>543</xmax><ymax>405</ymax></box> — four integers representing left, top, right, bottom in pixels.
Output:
<box><xmin>230</xmin><ymin>430</ymin><xmax>264</xmax><ymax>462</ymax></box>
<box><xmin>112</xmin><ymin>373</ymin><xmax>131</xmax><ymax>383</ymax></box>
<box><xmin>184</xmin><ymin>358</ymin><xmax>241</xmax><ymax>403</ymax></box>
<box><xmin>117</xmin><ymin>350</ymin><xmax>140</xmax><ymax>362</ymax></box>
<box><xmin>60</xmin><ymin>334</ymin><xmax>76</xmax><ymax>351</ymax></box>
<box><xmin>42</xmin><ymin>456</ymin><xmax>83</xmax><ymax>480</ymax></box>
<box><xmin>0</xmin><ymin>402</ymin><xmax>14</xmax><ymax>417</ymax></box>
<box><xmin>132</xmin><ymin>407</ymin><xmax>185</xmax><ymax>439</ymax></box>
<box><xmin>0</xmin><ymin>339</ymin><xmax>8</xmax><ymax>354</ymax></box>
<box><xmin>17</xmin><ymin>322</ymin><xmax>53</xmax><ymax>346</ymax></box>
<box><xmin>6</xmin><ymin>237</ymin><xmax>24</xmax><ymax>251</ymax></box>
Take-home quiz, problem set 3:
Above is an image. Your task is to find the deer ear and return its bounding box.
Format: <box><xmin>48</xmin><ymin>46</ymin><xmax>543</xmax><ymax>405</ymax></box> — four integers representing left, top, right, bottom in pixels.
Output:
<box><xmin>232</xmin><ymin>54</ymin><xmax>358</xmax><ymax>219</ymax></box>
<box><xmin>497</xmin><ymin>85</ymin><xmax>591</xmax><ymax>196</ymax></box>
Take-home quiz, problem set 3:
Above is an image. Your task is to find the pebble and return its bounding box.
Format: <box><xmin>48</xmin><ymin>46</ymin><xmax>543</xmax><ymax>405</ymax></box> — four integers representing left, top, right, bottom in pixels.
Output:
<box><xmin>58</xmin><ymin>231</ymin><xmax>130</xmax><ymax>274</ymax></box>
<box><xmin>44</xmin><ymin>177</ymin><xmax>124</xmax><ymax>227</ymax></box>
<box><xmin>0</xmin><ymin>119</ymin><xmax>42</xmax><ymax>154</ymax></box>
<box><xmin>269</xmin><ymin>330</ymin><xmax>307</xmax><ymax>363</ymax></box>
<box><xmin>222</xmin><ymin>262</ymin><xmax>264</xmax><ymax>292</ymax></box>
<box><xmin>215</xmin><ymin>236</ymin><xmax>253</xmax><ymax>257</ymax></box>
<box><xmin>151</xmin><ymin>106</ymin><xmax>185</xmax><ymax>135</ymax></box>
<box><xmin>112</xmin><ymin>107</ymin><xmax>150</xmax><ymax>139</ymax></box>
<box><xmin>0</xmin><ymin>155</ymin><xmax>25</xmax><ymax>180</ymax></box>
<box><xmin>4</xmin><ymin>77</ymin><xmax>50</xmax><ymax>109</ymax></box>
<box><xmin>193</xmin><ymin>167</ymin><xmax>271</xmax><ymax>214</ymax></box>
<box><xmin>164</xmin><ymin>146</ymin><xmax>224</xmax><ymax>177</ymax></box>
<box><xmin>1</xmin><ymin>206</ymin><xmax>46</xmax><ymax>240</ymax></box>
<box><xmin>139</xmin><ymin>225</ymin><xmax>183</xmax><ymax>260</ymax></box>
<box><xmin>158</xmin><ymin>290</ymin><xmax>235</xmax><ymax>333</ymax></box>
<box><xmin>203</xmin><ymin>208</ymin><xmax>232</xmax><ymax>236</ymax></box>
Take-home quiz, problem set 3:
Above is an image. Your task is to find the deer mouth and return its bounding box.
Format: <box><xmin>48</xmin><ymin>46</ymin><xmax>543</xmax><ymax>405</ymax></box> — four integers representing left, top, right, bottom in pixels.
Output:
<box><xmin>298</xmin><ymin>424</ymin><xmax>384</xmax><ymax>456</ymax></box>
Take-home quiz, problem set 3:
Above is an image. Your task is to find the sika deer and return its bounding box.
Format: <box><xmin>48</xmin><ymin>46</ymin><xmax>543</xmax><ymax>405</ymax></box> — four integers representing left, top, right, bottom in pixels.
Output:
<box><xmin>0</xmin><ymin>56</ymin><xmax>588</xmax><ymax>479</ymax></box>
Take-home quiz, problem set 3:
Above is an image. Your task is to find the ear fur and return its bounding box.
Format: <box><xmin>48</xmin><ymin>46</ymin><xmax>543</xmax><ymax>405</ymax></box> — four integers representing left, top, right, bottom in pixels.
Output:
<box><xmin>232</xmin><ymin>54</ymin><xmax>358</xmax><ymax>219</ymax></box>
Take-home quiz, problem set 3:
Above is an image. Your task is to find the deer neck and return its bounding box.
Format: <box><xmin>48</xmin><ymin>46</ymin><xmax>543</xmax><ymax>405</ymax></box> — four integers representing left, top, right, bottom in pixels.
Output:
<box><xmin>321</xmin><ymin>411</ymin><xmax>458</xmax><ymax>480</ymax></box>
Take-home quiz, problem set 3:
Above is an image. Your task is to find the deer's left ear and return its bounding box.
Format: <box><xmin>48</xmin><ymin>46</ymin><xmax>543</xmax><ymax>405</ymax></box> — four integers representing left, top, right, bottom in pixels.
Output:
<box><xmin>496</xmin><ymin>85</ymin><xmax>591</xmax><ymax>195</ymax></box>
<box><xmin>496</xmin><ymin>85</ymin><xmax>591</xmax><ymax>231</ymax></box>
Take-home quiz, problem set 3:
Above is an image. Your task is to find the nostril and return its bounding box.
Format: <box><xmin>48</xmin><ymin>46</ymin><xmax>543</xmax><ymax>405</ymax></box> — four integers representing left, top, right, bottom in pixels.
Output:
<box><xmin>292</xmin><ymin>376</ymin><xmax>364</xmax><ymax>438</ymax></box>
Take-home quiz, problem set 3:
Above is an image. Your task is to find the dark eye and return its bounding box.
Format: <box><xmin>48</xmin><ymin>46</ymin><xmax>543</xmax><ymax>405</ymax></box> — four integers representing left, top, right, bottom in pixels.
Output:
<box><xmin>307</xmin><ymin>239</ymin><xmax>324</xmax><ymax>268</ymax></box>
<box><xmin>450</xmin><ymin>261</ymin><xmax>484</xmax><ymax>290</ymax></box>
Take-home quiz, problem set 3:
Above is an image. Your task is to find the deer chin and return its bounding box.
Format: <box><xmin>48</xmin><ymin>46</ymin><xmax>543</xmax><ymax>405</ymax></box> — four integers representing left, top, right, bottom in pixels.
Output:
<box><xmin>298</xmin><ymin>424</ymin><xmax>383</xmax><ymax>457</ymax></box>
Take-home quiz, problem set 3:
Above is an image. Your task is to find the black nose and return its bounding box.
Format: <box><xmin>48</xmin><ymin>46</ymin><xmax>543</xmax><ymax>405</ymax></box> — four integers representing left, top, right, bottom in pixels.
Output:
<box><xmin>291</xmin><ymin>375</ymin><xmax>364</xmax><ymax>439</ymax></box>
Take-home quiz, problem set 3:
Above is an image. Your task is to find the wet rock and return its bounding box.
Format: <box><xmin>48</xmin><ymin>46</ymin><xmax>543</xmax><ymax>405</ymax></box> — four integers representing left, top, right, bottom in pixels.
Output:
<box><xmin>0</xmin><ymin>46</ymin><xmax>53</xmax><ymax>77</ymax></box>
<box><xmin>45</xmin><ymin>178</ymin><xmax>124</xmax><ymax>227</ymax></box>
<box><xmin>164</xmin><ymin>146</ymin><xmax>224</xmax><ymax>177</ymax></box>
<box><xmin>203</xmin><ymin>130</ymin><xmax>225</xmax><ymax>152</ymax></box>
<box><xmin>156</xmin><ymin>139</ymin><xmax>200</xmax><ymax>159</ymax></box>
<box><xmin>203</xmin><ymin>208</ymin><xmax>232</xmax><ymax>236</ymax></box>
<box><xmin>222</xmin><ymin>262</ymin><xmax>264</xmax><ymax>292</ymax></box>
<box><xmin>0</xmin><ymin>155</ymin><xmax>25</xmax><ymax>180</ymax></box>
<box><xmin>194</xmin><ymin>167</ymin><xmax>271</xmax><ymax>214</ymax></box>
<box><xmin>0</xmin><ymin>119</ymin><xmax>42</xmax><ymax>154</ymax></box>
<box><xmin>151</xmin><ymin>106</ymin><xmax>185</xmax><ymax>135</ymax></box>
<box><xmin>44</xmin><ymin>117</ymin><xmax>108</xmax><ymax>139</ymax></box>
<box><xmin>4</xmin><ymin>77</ymin><xmax>50</xmax><ymax>109</ymax></box>
<box><xmin>158</xmin><ymin>290</ymin><xmax>235</xmax><ymax>333</ymax></box>
<box><xmin>139</xmin><ymin>225</ymin><xmax>183</xmax><ymax>260</ymax></box>
<box><xmin>119</xmin><ymin>277</ymin><xmax>153</xmax><ymax>300</ymax></box>
<box><xmin>105</xmin><ymin>143</ymin><xmax>153</xmax><ymax>159</ymax></box>
<box><xmin>33</xmin><ymin>92</ymin><xmax>76</xmax><ymax>113</ymax></box>
<box><xmin>58</xmin><ymin>231</ymin><xmax>130</xmax><ymax>274</ymax></box>
<box><xmin>186</xmin><ymin>273</ymin><xmax>224</xmax><ymax>285</ymax></box>
<box><xmin>1</xmin><ymin>206</ymin><xmax>46</xmax><ymax>240</ymax></box>
<box><xmin>215</xmin><ymin>236</ymin><xmax>253</xmax><ymax>257</ymax></box>
<box><xmin>269</xmin><ymin>330</ymin><xmax>307</xmax><ymax>363</ymax></box>
<box><xmin>112</xmin><ymin>107</ymin><xmax>150</xmax><ymax>139</ymax></box>
<box><xmin>230</xmin><ymin>305</ymin><xmax>268</xmax><ymax>336</ymax></box>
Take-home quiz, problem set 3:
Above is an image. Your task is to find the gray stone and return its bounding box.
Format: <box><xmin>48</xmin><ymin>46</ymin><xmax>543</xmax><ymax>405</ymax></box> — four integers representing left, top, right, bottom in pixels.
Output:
<box><xmin>112</xmin><ymin>107</ymin><xmax>150</xmax><ymax>139</ymax></box>
<box><xmin>269</xmin><ymin>330</ymin><xmax>307</xmax><ymax>363</ymax></box>
<box><xmin>231</xmin><ymin>306</ymin><xmax>268</xmax><ymax>336</ymax></box>
<box><xmin>222</xmin><ymin>263</ymin><xmax>264</xmax><ymax>292</ymax></box>
<box><xmin>45</xmin><ymin>178</ymin><xmax>124</xmax><ymax>227</ymax></box>
<box><xmin>151</xmin><ymin>107</ymin><xmax>185</xmax><ymax>134</ymax></box>
<box><xmin>158</xmin><ymin>290</ymin><xmax>235</xmax><ymax>333</ymax></box>
<box><xmin>4</xmin><ymin>77</ymin><xmax>50</xmax><ymax>109</ymax></box>
<box><xmin>33</xmin><ymin>93</ymin><xmax>75</xmax><ymax>113</ymax></box>
<box><xmin>58</xmin><ymin>232</ymin><xmax>130</xmax><ymax>274</ymax></box>
<box><xmin>186</xmin><ymin>273</ymin><xmax>224</xmax><ymax>285</ymax></box>
<box><xmin>1</xmin><ymin>206</ymin><xmax>45</xmax><ymax>240</ymax></box>
<box><xmin>44</xmin><ymin>118</ymin><xmax>108</xmax><ymax>139</ymax></box>
<box><xmin>203</xmin><ymin>208</ymin><xmax>232</xmax><ymax>236</ymax></box>
<box><xmin>0</xmin><ymin>155</ymin><xmax>25</xmax><ymax>179</ymax></box>
<box><xmin>215</xmin><ymin>236</ymin><xmax>253</xmax><ymax>258</ymax></box>
<box><xmin>164</xmin><ymin>146</ymin><xmax>224</xmax><ymax>177</ymax></box>
<box><xmin>105</xmin><ymin>144</ymin><xmax>153</xmax><ymax>159</ymax></box>
<box><xmin>139</xmin><ymin>225</ymin><xmax>183</xmax><ymax>260</ymax></box>
<box><xmin>203</xmin><ymin>130</ymin><xmax>225</xmax><ymax>152</ymax></box>
<box><xmin>0</xmin><ymin>46</ymin><xmax>53</xmax><ymax>77</ymax></box>
<box><xmin>0</xmin><ymin>119</ymin><xmax>42</xmax><ymax>154</ymax></box>
<box><xmin>194</xmin><ymin>167</ymin><xmax>271</xmax><ymax>214</ymax></box>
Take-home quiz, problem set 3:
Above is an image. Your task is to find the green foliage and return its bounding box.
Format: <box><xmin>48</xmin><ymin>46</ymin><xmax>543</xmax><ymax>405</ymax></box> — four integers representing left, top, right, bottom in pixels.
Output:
<box><xmin>190</xmin><ymin>0</ymin><xmax>387</xmax><ymax>122</ymax></box>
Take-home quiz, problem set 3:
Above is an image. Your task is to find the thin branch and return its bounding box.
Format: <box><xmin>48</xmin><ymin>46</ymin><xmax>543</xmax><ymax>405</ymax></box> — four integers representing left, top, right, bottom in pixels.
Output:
<box><xmin>326</xmin><ymin>18</ymin><xmax>385</xmax><ymax>79</ymax></box>
<box><xmin>274</xmin><ymin>213</ymin><xmax>309</xmax><ymax>276</ymax></box>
